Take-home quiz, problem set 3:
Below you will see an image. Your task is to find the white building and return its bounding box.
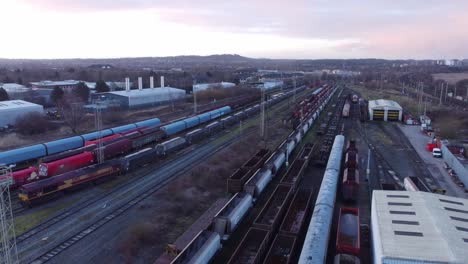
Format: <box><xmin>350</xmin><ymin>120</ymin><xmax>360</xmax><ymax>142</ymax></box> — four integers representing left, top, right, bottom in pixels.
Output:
<box><xmin>368</xmin><ymin>99</ymin><xmax>403</xmax><ymax>121</ymax></box>
<box><xmin>193</xmin><ymin>82</ymin><xmax>236</xmax><ymax>92</ymax></box>
<box><xmin>98</xmin><ymin>87</ymin><xmax>186</xmax><ymax>109</ymax></box>
<box><xmin>372</xmin><ymin>190</ymin><xmax>468</xmax><ymax>264</ymax></box>
<box><xmin>0</xmin><ymin>100</ymin><xmax>44</xmax><ymax>126</ymax></box>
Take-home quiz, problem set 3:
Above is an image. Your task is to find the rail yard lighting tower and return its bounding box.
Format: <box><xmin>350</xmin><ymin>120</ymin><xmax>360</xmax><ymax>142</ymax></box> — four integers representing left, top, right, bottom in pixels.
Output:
<box><xmin>0</xmin><ymin>166</ymin><xmax>18</xmax><ymax>264</ymax></box>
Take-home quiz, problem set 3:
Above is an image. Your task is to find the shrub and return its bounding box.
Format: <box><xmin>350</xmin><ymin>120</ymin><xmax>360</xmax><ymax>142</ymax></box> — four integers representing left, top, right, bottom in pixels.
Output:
<box><xmin>15</xmin><ymin>112</ymin><xmax>49</xmax><ymax>135</ymax></box>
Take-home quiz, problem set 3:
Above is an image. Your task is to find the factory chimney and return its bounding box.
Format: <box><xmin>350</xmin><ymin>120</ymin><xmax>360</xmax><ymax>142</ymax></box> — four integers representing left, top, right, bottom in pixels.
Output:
<box><xmin>160</xmin><ymin>76</ymin><xmax>165</xmax><ymax>88</ymax></box>
<box><xmin>150</xmin><ymin>76</ymin><xmax>154</xmax><ymax>88</ymax></box>
<box><xmin>125</xmin><ymin>77</ymin><xmax>130</xmax><ymax>92</ymax></box>
<box><xmin>138</xmin><ymin>77</ymin><xmax>143</xmax><ymax>90</ymax></box>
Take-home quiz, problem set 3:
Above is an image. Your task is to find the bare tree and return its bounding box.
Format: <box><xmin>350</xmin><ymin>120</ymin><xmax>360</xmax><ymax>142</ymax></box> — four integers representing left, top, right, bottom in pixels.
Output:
<box><xmin>58</xmin><ymin>95</ymin><xmax>86</xmax><ymax>134</ymax></box>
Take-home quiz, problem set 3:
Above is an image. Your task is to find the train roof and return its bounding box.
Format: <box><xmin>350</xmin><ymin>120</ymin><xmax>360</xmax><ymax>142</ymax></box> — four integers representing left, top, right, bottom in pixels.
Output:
<box><xmin>371</xmin><ymin>190</ymin><xmax>468</xmax><ymax>263</ymax></box>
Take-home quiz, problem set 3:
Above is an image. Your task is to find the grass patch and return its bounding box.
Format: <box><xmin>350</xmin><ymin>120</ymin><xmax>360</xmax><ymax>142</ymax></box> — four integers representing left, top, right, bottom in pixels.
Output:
<box><xmin>14</xmin><ymin>200</ymin><xmax>76</xmax><ymax>235</ymax></box>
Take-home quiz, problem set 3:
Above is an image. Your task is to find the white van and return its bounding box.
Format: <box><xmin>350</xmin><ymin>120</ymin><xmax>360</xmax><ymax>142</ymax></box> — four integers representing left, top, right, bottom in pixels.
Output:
<box><xmin>433</xmin><ymin>148</ymin><xmax>442</xmax><ymax>158</ymax></box>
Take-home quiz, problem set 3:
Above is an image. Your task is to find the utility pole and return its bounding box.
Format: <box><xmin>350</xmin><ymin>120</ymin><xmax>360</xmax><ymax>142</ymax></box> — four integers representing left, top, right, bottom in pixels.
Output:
<box><xmin>439</xmin><ymin>82</ymin><xmax>443</xmax><ymax>105</ymax></box>
<box><xmin>445</xmin><ymin>82</ymin><xmax>448</xmax><ymax>103</ymax></box>
<box><xmin>94</xmin><ymin>99</ymin><xmax>104</xmax><ymax>164</ymax></box>
<box><xmin>261</xmin><ymin>88</ymin><xmax>265</xmax><ymax>139</ymax></box>
<box><xmin>0</xmin><ymin>166</ymin><xmax>18</xmax><ymax>264</ymax></box>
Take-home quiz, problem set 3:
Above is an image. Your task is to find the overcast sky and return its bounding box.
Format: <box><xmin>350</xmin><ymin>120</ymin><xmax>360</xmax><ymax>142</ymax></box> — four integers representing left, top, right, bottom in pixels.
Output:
<box><xmin>0</xmin><ymin>0</ymin><xmax>466</xmax><ymax>59</ymax></box>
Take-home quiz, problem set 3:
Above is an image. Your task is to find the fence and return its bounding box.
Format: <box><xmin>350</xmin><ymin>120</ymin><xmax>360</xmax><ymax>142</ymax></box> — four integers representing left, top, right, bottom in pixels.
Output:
<box><xmin>441</xmin><ymin>144</ymin><xmax>468</xmax><ymax>187</ymax></box>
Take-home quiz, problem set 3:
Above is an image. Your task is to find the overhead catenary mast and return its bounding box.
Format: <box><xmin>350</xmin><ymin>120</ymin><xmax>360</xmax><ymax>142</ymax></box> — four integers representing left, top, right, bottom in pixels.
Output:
<box><xmin>0</xmin><ymin>166</ymin><xmax>18</xmax><ymax>264</ymax></box>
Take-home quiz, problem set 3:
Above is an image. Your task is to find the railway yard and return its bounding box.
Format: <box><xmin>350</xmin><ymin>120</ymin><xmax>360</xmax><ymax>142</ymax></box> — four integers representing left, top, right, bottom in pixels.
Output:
<box><xmin>1</xmin><ymin>82</ymin><xmax>467</xmax><ymax>264</ymax></box>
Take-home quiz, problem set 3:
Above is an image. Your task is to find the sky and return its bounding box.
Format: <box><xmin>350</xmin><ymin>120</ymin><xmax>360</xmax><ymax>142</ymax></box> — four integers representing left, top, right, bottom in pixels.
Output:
<box><xmin>0</xmin><ymin>0</ymin><xmax>466</xmax><ymax>60</ymax></box>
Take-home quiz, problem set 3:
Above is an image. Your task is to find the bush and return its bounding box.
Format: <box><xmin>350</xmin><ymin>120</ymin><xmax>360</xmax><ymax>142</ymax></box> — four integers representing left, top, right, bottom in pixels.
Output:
<box><xmin>15</xmin><ymin>112</ymin><xmax>49</xmax><ymax>135</ymax></box>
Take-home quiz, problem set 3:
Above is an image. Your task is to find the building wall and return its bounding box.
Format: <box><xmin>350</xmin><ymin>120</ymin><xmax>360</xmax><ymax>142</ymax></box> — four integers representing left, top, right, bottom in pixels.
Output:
<box><xmin>0</xmin><ymin>104</ymin><xmax>44</xmax><ymax>126</ymax></box>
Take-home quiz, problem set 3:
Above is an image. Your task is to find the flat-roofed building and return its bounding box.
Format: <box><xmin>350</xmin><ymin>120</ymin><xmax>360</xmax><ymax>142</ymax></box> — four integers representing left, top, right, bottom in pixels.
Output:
<box><xmin>368</xmin><ymin>99</ymin><xmax>403</xmax><ymax>121</ymax></box>
<box><xmin>372</xmin><ymin>190</ymin><xmax>468</xmax><ymax>264</ymax></box>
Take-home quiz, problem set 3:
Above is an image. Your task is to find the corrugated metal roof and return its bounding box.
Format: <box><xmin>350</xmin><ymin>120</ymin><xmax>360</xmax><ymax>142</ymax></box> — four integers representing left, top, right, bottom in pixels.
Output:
<box><xmin>106</xmin><ymin>87</ymin><xmax>185</xmax><ymax>98</ymax></box>
<box><xmin>368</xmin><ymin>99</ymin><xmax>403</xmax><ymax>111</ymax></box>
<box><xmin>0</xmin><ymin>100</ymin><xmax>42</xmax><ymax>110</ymax></box>
<box><xmin>30</xmin><ymin>80</ymin><xmax>80</xmax><ymax>87</ymax></box>
<box><xmin>372</xmin><ymin>190</ymin><xmax>468</xmax><ymax>263</ymax></box>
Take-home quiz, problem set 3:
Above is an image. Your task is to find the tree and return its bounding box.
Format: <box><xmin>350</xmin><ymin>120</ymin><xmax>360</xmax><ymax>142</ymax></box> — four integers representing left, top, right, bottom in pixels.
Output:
<box><xmin>58</xmin><ymin>94</ymin><xmax>86</xmax><ymax>134</ymax></box>
<box><xmin>15</xmin><ymin>112</ymin><xmax>49</xmax><ymax>135</ymax></box>
<box><xmin>0</xmin><ymin>87</ymin><xmax>9</xmax><ymax>101</ymax></box>
<box><xmin>95</xmin><ymin>80</ymin><xmax>110</xmax><ymax>93</ymax></box>
<box><xmin>73</xmin><ymin>82</ymin><xmax>90</xmax><ymax>103</ymax></box>
<box><xmin>50</xmin><ymin>87</ymin><xmax>64</xmax><ymax>104</ymax></box>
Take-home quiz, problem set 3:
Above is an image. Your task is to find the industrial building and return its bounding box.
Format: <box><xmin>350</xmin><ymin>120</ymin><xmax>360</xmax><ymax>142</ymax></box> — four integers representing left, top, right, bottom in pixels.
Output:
<box><xmin>96</xmin><ymin>87</ymin><xmax>186</xmax><ymax>109</ymax></box>
<box><xmin>30</xmin><ymin>80</ymin><xmax>81</xmax><ymax>92</ymax></box>
<box><xmin>193</xmin><ymin>82</ymin><xmax>236</xmax><ymax>92</ymax></box>
<box><xmin>368</xmin><ymin>99</ymin><xmax>403</xmax><ymax>121</ymax></box>
<box><xmin>0</xmin><ymin>100</ymin><xmax>44</xmax><ymax>126</ymax></box>
<box><xmin>371</xmin><ymin>190</ymin><xmax>468</xmax><ymax>264</ymax></box>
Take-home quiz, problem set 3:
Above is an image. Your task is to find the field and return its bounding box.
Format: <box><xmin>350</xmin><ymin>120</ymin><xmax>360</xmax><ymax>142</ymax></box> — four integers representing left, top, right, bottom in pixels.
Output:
<box><xmin>432</xmin><ymin>72</ymin><xmax>468</xmax><ymax>84</ymax></box>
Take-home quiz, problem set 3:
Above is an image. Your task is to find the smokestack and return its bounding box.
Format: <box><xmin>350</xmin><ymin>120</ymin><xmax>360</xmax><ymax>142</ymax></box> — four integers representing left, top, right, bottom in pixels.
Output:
<box><xmin>125</xmin><ymin>77</ymin><xmax>130</xmax><ymax>92</ymax></box>
<box><xmin>138</xmin><ymin>77</ymin><xmax>142</xmax><ymax>90</ymax></box>
<box><xmin>150</xmin><ymin>76</ymin><xmax>154</xmax><ymax>88</ymax></box>
<box><xmin>160</xmin><ymin>76</ymin><xmax>165</xmax><ymax>88</ymax></box>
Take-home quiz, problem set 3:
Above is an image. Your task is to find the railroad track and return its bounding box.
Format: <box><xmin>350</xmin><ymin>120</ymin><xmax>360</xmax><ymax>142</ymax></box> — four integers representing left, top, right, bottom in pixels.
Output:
<box><xmin>21</xmin><ymin>90</ymin><xmax>306</xmax><ymax>263</ymax></box>
<box><xmin>27</xmin><ymin>127</ymin><xmax>259</xmax><ymax>264</ymax></box>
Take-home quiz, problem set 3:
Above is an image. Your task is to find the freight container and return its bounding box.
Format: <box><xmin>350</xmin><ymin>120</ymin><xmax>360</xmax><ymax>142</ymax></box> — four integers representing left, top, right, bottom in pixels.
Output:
<box><xmin>183</xmin><ymin>116</ymin><xmax>200</xmax><ymax>129</ymax></box>
<box><xmin>160</xmin><ymin>121</ymin><xmax>187</xmax><ymax>136</ymax></box>
<box><xmin>121</xmin><ymin>148</ymin><xmax>158</xmax><ymax>172</ymax></box>
<box><xmin>227</xmin><ymin>228</ymin><xmax>271</xmax><ymax>264</ymax></box>
<box><xmin>80</xmin><ymin>129</ymin><xmax>113</xmax><ymax>141</ymax></box>
<box><xmin>44</xmin><ymin>136</ymin><xmax>84</xmax><ymax>155</ymax></box>
<box><xmin>253</xmin><ymin>184</ymin><xmax>293</xmax><ymax>232</ymax></box>
<box><xmin>171</xmin><ymin>230</ymin><xmax>221</xmax><ymax>264</ymax></box>
<box><xmin>134</xmin><ymin>118</ymin><xmax>161</xmax><ymax>128</ymax></box>
<box><xmin>336</xmin><ymin>207</ymin><xmax>360</xmax><ymax>257</ymax></box>
<box><xmin>38</xmin><ymin>151</ymin><xmax>95</xmax><ymax>177</ymax></box>
<box><xmin>185</xmin><ymin>129</ymin><xmax>205</xmax><ymax>144</ymax></box>
<box><xmin>131</xmin><ymin>130</ymin><xmax>164</xmax><ymax>149</ymax></box>
<box><xmin>85</xmin><ymin>134</ymin><xmax>122</xmax><ymax>146</ymax></box>
<box><xmin>99</xmin><ymin>139</ymin><xmax>132</xmax><ymax>159</ymax></box>
<box><xmin>279</xmin><ymin>188</ymin><xmax>314</xmax><ymax>237</ymax></box>
<box><xmin>342</xmin><ymin>169</ymin><xmax>359</xmax><ymax>202</ymax></box>
<box><xmin>109</xmin><ymin>124</ymin><xmax>137</xmax><ymax>134</ymax></box>
<box><xmin>213</xmin><ymin>192</ymin><xmax>253</xmax><ymax>239</ymax></box>
<box><xmin>156</xmin><ymin>137</ymin><xmax>187</xmax><ymax>156</ymax></box>
<box><xmin>0</xmin><ymin>144</ymin><xmax>47</xmax><ymax>165</ymax></box>
<box><xmin>263</xmin><ymin>234</ymin><xmax>296</xmax><ymax>264</ymax></box>
<box><xmin>197</xmin><ymin>112</ymin><xmax>212</xmax><ymax>123</ymax></box>
<box><xmin>205</xmin><ymin>121</ymin><xmax>222</xmax><ymax>135</ymax></box>
<box><xmin>244</xmin><ymin>169</ymin><xmax>272</xmax><ymax>198</ymax></box>
<box><xmin>0</xmin><ymin>167</ymin><xmax>39</xmax><ymax>189</ymax></box>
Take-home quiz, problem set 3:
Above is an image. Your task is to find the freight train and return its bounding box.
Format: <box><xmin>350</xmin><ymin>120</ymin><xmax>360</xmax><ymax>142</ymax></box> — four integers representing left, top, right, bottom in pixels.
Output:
<box><xmin>170</xmin><ymin>85</ymin><xmax>339</xmax><ymax>264</ymax></box>
<box><xmin>18</xmin><ymin>88</ymin><xmax>308</xmax><ymax>206</ymax></box>
<box><xmin>342</xmin><ymin>140</ymin><xmax>359</xmax><ymax>202</ymax></box>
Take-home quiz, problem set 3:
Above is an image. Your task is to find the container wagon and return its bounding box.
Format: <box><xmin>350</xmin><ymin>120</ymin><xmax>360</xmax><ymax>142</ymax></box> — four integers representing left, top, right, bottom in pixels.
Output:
<box><xmin>253</xmin><ymin>184</ymin><xmax>293</xmax><ymax>232</ymax></box>
<box><xmin>227</xmin><ymin>227</ymin><xmax>271</xmax><ymax>264</ymax></box>
<box><xmin>156</xmin><ymin>137</ymin><xmax>187</xmax><ymax>156</ymax></box>
<box><xmin>19</xmin><ymin>160</ymin><xmax>122</xmax><ymax>205</ymax></box>
<box><xmin>334</xmin><ymin>254</ymin><xmax>361</xmax><ymax>264</ymax></box>
<box><xmin>171</xmin><ymin>230</ymin><xmax>221</xmax><ymax>264</ymax></box>
<box><xmin>342</xmin><ymin>168</ymin><xmax>359</xmax><ymax>202</ymax></box>
<box><xmin>263</xmin><ymin>234</ymin><xmax>297</xmax><ymax>264</ymax></box>
<box><xmin>185</xmin><ymin>129</ymin><xmax>205</xmax><ymax>144</ymax></box>
<box><xmin>336</xmin><ymin>207</ymin><xmax>360</xmax><ymax>257</ymax></box>
<box><xmin>213</xmin><ymin>192</ymin><xmax>253</xmax><ymax>239</ymax></box>
<box><xmin>38</xmin><ymin>151</ymin><xmax>95</xmax><ymax>177</ymax></box>
<box><xmin>279</xmin><ymin>188</ymin><xmax>314</xmax><ymax>237</ymax></box>
<box><xmin>121</xmin><ymin>148</ymin><xmax>158</xmax><ymax>172</ymax></box>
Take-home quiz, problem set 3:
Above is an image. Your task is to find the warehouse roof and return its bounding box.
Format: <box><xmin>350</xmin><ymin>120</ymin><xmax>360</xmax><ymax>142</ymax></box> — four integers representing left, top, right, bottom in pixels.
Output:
<box><xmin>368</xmin><ymin>99</ymin><xmax>402</xmax><ymax>110</ymax></box>
<box><xmin>193</xmin><ymin>82</ymin><xmax>236</xmax><ymax>91</ymax></box>
<box><xmin>372</xmin><ymin>190</ymin><xmax>468</xmax><ymax>263</ymax></box>
<box><xmin>0</xmin><ymin>100</ymin><xmax>42</xmax><ymax>110</ymax></box>
<box><xmin>30</xmin><ymin>80</ymin><xmax>80</xmax><ymax>87</ymax></box>
<box><xmin>106</xmin><ymin>87</ymin><xmax>185</xmax><ymax>98</ymax></box>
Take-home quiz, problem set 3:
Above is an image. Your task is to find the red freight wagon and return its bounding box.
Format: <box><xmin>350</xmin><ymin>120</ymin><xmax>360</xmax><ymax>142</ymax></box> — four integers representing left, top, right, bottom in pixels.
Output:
<box><xmin>0</xmin><ymin>167</ymin><xmax>39</xmax><ymax>189</ymax></box>
<box><xmin>342</xmin><ymin>169</ymin><xmax>359</xmax><ymax>202</ymax></box>
<box><xmin>345</xmin><ymin>151</ymin><xmax>359</xmax><ymax>169</ymax></box>
<box><xmin>38</xmin><ymin>151</ymin><xmax>94</xmax><ymax>177</ymax></box>
<box><xmin>85</xmin><ymin>134</ymin><xmax>121</xmax><ymax>146</ymax></box>
<box><xmin>336</xmin><ymin>207</ymin><xmax>360</xmax><ymax>257</ymax></box>
<box><xmin>97</xmin><ymin>139</ymin><xmax>132</xmax><ymax>159</ymax></box>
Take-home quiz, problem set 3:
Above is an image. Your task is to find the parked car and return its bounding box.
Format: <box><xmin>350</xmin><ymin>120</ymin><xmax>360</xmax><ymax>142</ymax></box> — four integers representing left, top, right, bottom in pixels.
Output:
<box><xmin>432</xmin><ymin>148</ymin><xmax>442</xmax><ymax>158</ymax></box>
